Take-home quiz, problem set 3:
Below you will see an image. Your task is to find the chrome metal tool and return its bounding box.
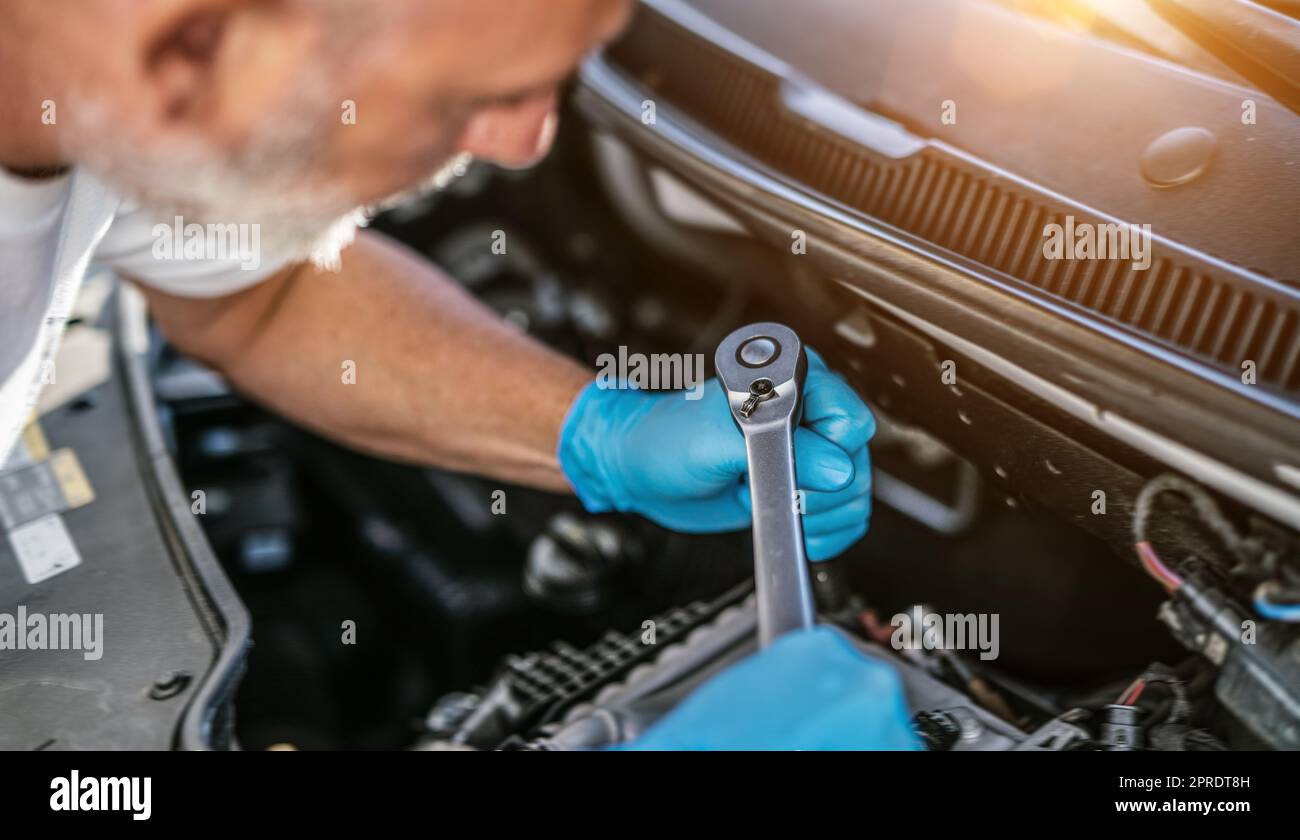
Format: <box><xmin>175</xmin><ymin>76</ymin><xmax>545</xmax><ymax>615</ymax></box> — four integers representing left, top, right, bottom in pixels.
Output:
<box><xmin>715</xmin><ymin>322</ymin><xmax>814</xmax><ymax>647</ymax></box>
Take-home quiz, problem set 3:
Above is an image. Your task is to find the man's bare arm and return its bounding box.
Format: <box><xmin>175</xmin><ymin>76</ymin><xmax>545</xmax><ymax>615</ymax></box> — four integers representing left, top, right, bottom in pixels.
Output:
<box><xmin>134</xmin><ymin>230</ymin><xmax>592</xmax><ymax>492</ymax></box>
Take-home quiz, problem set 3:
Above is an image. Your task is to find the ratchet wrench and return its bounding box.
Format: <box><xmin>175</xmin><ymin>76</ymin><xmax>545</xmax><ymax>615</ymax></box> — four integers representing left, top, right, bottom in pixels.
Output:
<box><xmin>715</xmin><ymin>322</ymin><xmax>815</xmax><ymax>647</ymax></box>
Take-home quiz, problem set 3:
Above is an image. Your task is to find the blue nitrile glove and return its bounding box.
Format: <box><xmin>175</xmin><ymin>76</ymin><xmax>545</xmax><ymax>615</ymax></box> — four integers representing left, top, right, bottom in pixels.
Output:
<box><xmin>558</xmin><ymin>350</ymin><xmax>874</xmax><ymax>561</ymax></box>
<box><xmin>627</xmin><ymin>626</ymin><xmax>921</xmax><ymax>750</ymax></box>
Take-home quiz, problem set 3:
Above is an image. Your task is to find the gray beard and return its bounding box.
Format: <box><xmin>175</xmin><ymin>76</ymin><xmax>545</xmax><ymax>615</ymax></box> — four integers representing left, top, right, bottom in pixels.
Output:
<box><xmin>63</xmin><ymin>99</ymin><xmax>470</xmax><ymax>271</ymax></box>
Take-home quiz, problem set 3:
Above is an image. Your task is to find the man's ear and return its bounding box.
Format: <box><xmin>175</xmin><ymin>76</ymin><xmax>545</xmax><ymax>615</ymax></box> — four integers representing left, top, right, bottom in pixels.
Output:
<box><xmin>144</xmin><ymin>2</ymin><xmax>240</xmax><ymax>122</ymax></box>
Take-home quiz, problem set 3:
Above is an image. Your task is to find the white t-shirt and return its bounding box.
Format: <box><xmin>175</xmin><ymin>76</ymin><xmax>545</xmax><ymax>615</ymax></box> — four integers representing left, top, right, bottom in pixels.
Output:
<box><xmin>0</xmin><ymin>167</ymin><xmax>290</xmax><ymax>462</ymax></box>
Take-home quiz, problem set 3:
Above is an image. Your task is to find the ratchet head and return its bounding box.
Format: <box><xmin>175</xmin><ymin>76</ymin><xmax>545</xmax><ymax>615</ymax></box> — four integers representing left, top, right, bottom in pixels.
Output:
<box><xmin>714</xmin><ymin>323</ymin><xmax>808</xmax><ymax>429</ymax></box>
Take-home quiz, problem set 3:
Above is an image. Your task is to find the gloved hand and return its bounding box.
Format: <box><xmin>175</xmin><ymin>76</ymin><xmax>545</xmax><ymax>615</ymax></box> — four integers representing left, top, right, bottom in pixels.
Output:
<box><xmin>626</xmin><ymin>626</ymin><xmax>921</xmax><ymax>750</ymax></box>
<box><xmin>558</xmin><ymin>350</ymin><xmax>874</xmax><ymax>561</ymax></box>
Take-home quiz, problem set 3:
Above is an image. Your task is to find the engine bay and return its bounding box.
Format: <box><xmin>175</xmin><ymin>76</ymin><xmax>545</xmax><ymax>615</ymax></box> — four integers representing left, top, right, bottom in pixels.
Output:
<box><xmin>148</xmin><ymin>106</ymin><xmax>1297</xmax><ymax>751</ymax></box>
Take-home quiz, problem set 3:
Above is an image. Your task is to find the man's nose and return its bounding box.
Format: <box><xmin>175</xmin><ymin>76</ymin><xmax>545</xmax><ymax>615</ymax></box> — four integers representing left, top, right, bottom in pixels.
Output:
<box><xmin>595</xmin><ymin>0</ymin><xmax>636</xmax><ymax>44</ymax></box>
<box><xmin>455</xmin><ymin>91</ymin><xmax>559</xmax><ymax>170</ymax></box>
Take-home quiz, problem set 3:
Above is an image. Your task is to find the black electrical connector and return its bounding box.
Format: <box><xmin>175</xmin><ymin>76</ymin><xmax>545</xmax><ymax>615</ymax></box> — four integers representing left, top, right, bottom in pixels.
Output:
<box><xmin>1158</xmin><ymin>572</ymin><xmax>1300</xmax><ymax>750</ymax></box>
<box><xmin>1100</xmin><ymin>704</ymin><xmax>1142</xmax><ymax>751</ymax></box>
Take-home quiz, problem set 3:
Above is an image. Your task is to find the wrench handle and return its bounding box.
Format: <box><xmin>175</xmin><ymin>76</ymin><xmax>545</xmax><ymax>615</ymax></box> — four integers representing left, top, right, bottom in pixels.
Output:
<box><xmin>744</xmin><ymin>422</ymin><xmax>816</xmax><ymax>646</ymax></box>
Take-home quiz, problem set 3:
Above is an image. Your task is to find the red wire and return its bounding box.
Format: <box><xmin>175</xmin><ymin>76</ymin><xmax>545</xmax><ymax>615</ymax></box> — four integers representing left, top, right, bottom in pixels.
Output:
<box><xmin>1117</xmin><ymin>677</ymin><xmax>1143</xmax><ymax>704</ymax></box>
<box><xmin>1136</xmin><ymin>541</ymin><xmax>1183</xmax><ymax>592</ymax></box>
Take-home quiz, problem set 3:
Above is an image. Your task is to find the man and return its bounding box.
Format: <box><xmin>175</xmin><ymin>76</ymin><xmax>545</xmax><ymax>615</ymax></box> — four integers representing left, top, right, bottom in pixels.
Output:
<box><xmin>0</xmin><ymin>0</ymin><xmax>916</xmax><ymax>749</ymax></box>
